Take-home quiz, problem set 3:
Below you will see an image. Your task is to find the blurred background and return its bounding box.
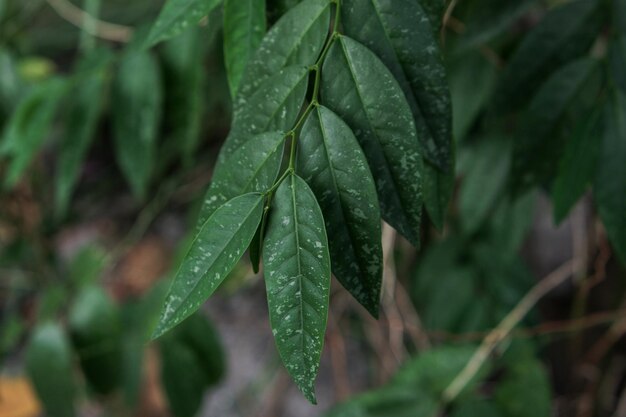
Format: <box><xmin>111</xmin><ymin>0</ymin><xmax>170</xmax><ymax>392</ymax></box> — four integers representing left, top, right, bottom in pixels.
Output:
<box><xmin>1</xmin><ymin>0</ymin><xmax>626</xmax><ymax>416</ymax></box>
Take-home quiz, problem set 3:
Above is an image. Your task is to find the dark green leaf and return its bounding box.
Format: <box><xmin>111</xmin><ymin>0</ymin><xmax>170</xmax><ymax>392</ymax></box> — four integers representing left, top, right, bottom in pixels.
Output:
<box><xmin>342</xmin><ymin>0</ymin><xmax>452</xmax><ymax>169</ymax></box>
<box><xmin>419</xmin><ymin>0</ymin><xmax>445</xmax><ymax>33</ymax></box>
<box><xmin>322</xmin><ymin>35</ymin><xmax>423</xmax><ymax>245</ymax></box>
<box><xmin>297</xmin><ymin>106</ymin><xmax>382</xmax><ymax>317</ymax></box>
<box><xmin>325</xmin><ymin>386</ymin><xmax>439</xmax><ymax>417</ymax></box>
<box><xmin>224</xmin><ymin>0</ymin><xmax>266</xmax><ymax>96</ymax></box>
<box><xmin>145</xmin><ymin>0</ymin><xmax>222</xmax><ymax>47</ymax></box>
<box><xmin>25</xmin><ymin>323</ymin><xmax>76</xmax><ymax>417</ymax></box>
<box><xmin>494</xmin><ymin>356</ymin><xmax>551</xmax><ymax>417</ymax></box>
<box><xmin>610</xmin><ymin>36</ymin><xmax>626</xmax><ymax>93</ymax></box>
<box><xmin>161</xmin><ymin>26</ymin><xmax>205</xmax><ymax>167</ymax></box>
<box><xmin>512</xmin><ymin>58</ymin><xmax>602</xmax><ymax>192</ymax></box>
<box><xmin>449</xmin><ymin>52</ymin><xmax>497</xmax><ymax>142</ymax></box>
<box><xmin>55</xmin><ymin>49</ymin><xmax>112</xmax><ymax>216</ymax></box>
<box><xmin>112</xmin><ymin>50</ymin><xmax>163</xmax><ymax>199</ymax></box>
<box><xmin>452</xmin><ymin>0</ymin><xmax>536</xmax><ymax>53</ymax></box>
<box><xmin>234</xmin><ymin>0</ymin><xmax>331</xmax><ymax>110</ymax></box>
<box><xmin>69</xmin><ymin>285</ymin><xmax>123</xmax><ymax>395</ymax></box>
<box><xmin>459</xmin><ymin>137</ymin><xmax>511</xmax><ymax>234</ymax></box>
<box><xmin>0</xmin><ymin>48</ymin><xmax>22</xmax><ymax>119</ymax></box>
<box><xmin>552</xmin><ymin>111</ymin><xmax>602</xmax><ymax>223</ymax></box>
<box><xmin>263</xmin><ymin>174</ymin><xmax>331</xmax><ymax>403</ymax></box>
<box><xmin>220</xmin><ymin>65</ymin><xmax>308</xmax><ymax>162</ymax></box>
<box><xmin>493</xmin><ymin>0</ymin><xmax>605</xmax><ymax>113</ymax></box>
<box><xmin>198</xmin><ymin>131</ymin><xmax>285</xmax><ymax>228</ymax></box>
<box><xmin>616</xmin><ymin>0</ymin><xmax>626</xmax><ymax>33</ymax></box>
<box><xmin>1</xmin><ymin>78</ymin><xmax>67</xmax><ymax>188</ymax></box>
<box><xmin>423</xmin><ymin>146</ymin><xmax>456</xmax><ymax>231</ymax></box>
<box><xmin>595</xmin><ymin>92</ymin><xmax>626</xmax><ymax>264</ymax></box>
<box><xmin>451</xmin><ymin>399</ymin><xmax>502</xmax><ymax>417</ymax></box>
<box><xmin>153</xmin><ymin>193</ymin><xmax>264</xmax><ymax>339</ymax></box>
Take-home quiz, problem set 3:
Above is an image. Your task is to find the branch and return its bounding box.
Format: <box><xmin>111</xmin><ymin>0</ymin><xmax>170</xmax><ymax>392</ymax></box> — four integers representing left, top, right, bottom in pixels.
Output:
<box><xmin>46</xmin><ymin>0</ymin><xmax>132</xmax><ymax>43</ymax></box>
<box><xmin>442</xmin><ymin>258</ymin><xmax>583</xmax><ymax>403</ymax></box>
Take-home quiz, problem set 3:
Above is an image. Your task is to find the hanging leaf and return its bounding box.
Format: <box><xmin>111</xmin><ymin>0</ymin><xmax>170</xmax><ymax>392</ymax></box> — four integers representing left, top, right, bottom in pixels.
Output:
<box><xmin>263</xmin><ymin>174</ymin><xmax>331</xmax><ymax>403</ymax></box>
<box><xmin>160</xmin><ymin>26</ymin><xmax>205</xmax><ymax>167</ymax></box>
<box><xmin>493</xmin><ymin>0</ymin><xmax>605</xmax><ymax>113</ymax></box>
<box><xmin>234</xmin><ymin>0</ymin><xmax>331</xmax><ymax>110</ymax></box>
<box><xmin>512</xmin><ymin>58</ymin><xmax>603</xmax><ymax>192</ymax></box>
<box><xmin>223</xmin><ymin>0</ymin><xmax>266</xmax><ymax>96</ymax></box>
<box><xmin>342</xmin><ymin>0</ymin><xmax>452</xmax><ymax>170</ymax></box>
<box><xmin>112</xmin><ymin>49</ymin><xmax>163</xmax><ymax>199</ymax></box>
<box><xmin>459</xmin><ymin>137</ymin><xmax>511</xmax><ymax>235</ymax></box>
<box><xmin>145</xmin><ymin>0</ymin><xmax>222</xmax><ymax>47</ymax></box>
<box><xmin>25</xmin><ymin>323</ymin><xmax>76</xmax><ymax>417</ymax></box>
<box><xmin>55</xmin><ymin>49</ymin><xmax>112</xmax><ymax>216</ymax></box>
<box><xmin>321</xmin><ymin>35</ymin><xmax>423</xmax><ymax>246</ymax></box>
<box><xmin>595</xmin><ymin>92</ymin><xmax>626</xmax><ymax>265</ymax></box>
<box><xmin>1</xmin><ymin>78</ymin><xmax>67</xmax><ymax>188</ymax></box>
<box><xmin>419</xmin><ymin>0</ymin><xmax>445</xmax><ymax>33</ymax></box>
<box><xmin>198</xmin><ymin>131</ymin><xmax>284</xmax><ymax>228</ymax></box>
<box><xmin>297</xmin><ymin>106</ymin><xmax>382</xmax><ymax>317</ymax></box>
<box><xmin>68</xmin><ymin>286</ymin><xmax>123</xmax><ymax>395</ymax></box>
<box><xmin>153</xmin><ymin>193</ymin><xmax>264</xmax><ymax>339</ymax></box>
<box><xmin>552</xmin><ymin>111</ymin><xmax>602</xmax><ymax>223</ymax></box>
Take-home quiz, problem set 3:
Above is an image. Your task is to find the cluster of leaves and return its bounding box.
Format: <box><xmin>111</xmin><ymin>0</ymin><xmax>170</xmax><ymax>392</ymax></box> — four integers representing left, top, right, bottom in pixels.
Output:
<box><xmin>19</xmin><ymin>247</ymin><xmax>225</xmax><ymax>417</ymax></box>
<box><xmin>149</xmin><ymin>0</ymin><xmax>455</xmax><ymax>403</ymax></box>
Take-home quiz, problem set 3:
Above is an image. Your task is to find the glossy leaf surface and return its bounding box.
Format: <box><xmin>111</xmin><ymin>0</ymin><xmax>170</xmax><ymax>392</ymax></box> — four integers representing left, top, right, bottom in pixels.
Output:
<box><xmin>298</xmin><ymin>106</ymin><xmax>382</xmax><ymax>316</ymax></box>
<box><xmin>342</xmin><ymin>0</ymin><xmax>452</xmax><ymax>169</ymax></box>
<box><xmin>224</xmin><ymin>0</ymin><xmax>266</xmax><ymax>96</ymax></box>
<box><xmin>198</xmin><ymin>131</ymin><xmax>285</xmax><ymax>227</ymax></box>
<box><xmin>322</xmin><ymin>35</ymin><xmax>423</xmax><ymax>245</ymax></box>
<box><xmin>234</xmin><ymin>0</ymin><xmax>331</xmax><ymax>110</ymax></box>
<box><xmin>153</xmin><ymin>193</ymin><xmax>264</xmax><ymax>339</ymax></box>
<box><xmin>263</xmin><ymin>174</ymin><xmax>330</xmax><ymax>403</ymax></box>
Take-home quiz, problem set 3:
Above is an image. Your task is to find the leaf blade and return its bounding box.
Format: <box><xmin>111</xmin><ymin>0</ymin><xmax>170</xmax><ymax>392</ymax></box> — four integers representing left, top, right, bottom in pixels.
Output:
<box><xmin>321</xmin><ymin>35</ymin><xmax>423</xmax><ymax>245</ymax></box>
<box><xmin>263</xmin><ymin>174</ymin><xmax>331</xmax><ymax>403</ymax></box>
<box><xmin>153</xmin><ymin>193</ymin><xmax>264</xmax><ymax>339</ymax></box>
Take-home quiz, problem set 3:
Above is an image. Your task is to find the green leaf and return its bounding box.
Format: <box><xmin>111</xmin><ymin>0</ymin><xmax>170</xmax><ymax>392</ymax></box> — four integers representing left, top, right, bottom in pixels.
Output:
<box><xmin>322</xmin><ymin>35</ymin><xmax>424</xmax><ymax>245</ymax></box>
<box><xmin>297</xmin><ymin>106</ymin><xmax>382</xmax><ymax>317</ymax></box>
<box><xmin>160</xmin><ymin>26</ymin><xmax>205</xmax><ymax>167</ymax></box>
<box><xmin>616</xmin><ymin>0</ymin><xmax>626</xmax><ymax>33</ymax></box>
<box><xmin>552</xmin><ymin>111</ymin><xmax>602</xmax><ymax>223</ymax></box>
<box><xmin>198</xmin><ymin>131</ymin><xmax>285</xmax><ymax>229</ymax></box>
<box><xmin>112</xmin><ymin>50</ymin><xmax>163</xmax><ymax>199</ymax></box>
<box><xmin>1</xmin><ymin>78</ymin><xmax>67</xmax><ymax>188</ymax></box>
<box><xmin>451</xmin><ymin>0</ymin><xmax>535</xmax><ymax>53</ymax></box>
<box><xmin>25</xmin><ymin>323</ymin><xmax>76</xmax><ymax>417</ymax></box>
<box><xmin>220</xmin><ymin>65</ymin><xmax>308</xmax><ymax>161</ymax></box>
<box><xmin>595</xmin><ymin>92</ymin><xmax>626</xmax><ymax>265</ymax></box>
<box><xmin>342</xmin><ymin>0</ymin><xmax>452</xmax><ymax>169</ymax></box>
<box><xmin>451</xmin><ymin>399</ymin><xmax>502</xmax><ymax>417</ymax></box>
<box><xmin>263</xmin><ymin>174</ymin><xmax>331</xmax><ymax>403</ymax></box>
<box><xmin>325</xmin><ymin>386</ymin><xmax>439</xmax><ymax>417</ymax></box>
<box><xmin>55</xmin><ymin>49</ymin><xmax>112</xmax><ymax>216</ymax></box>
<box><xmin>0</xmin><ymin>48</ymin><xmax>22</xmax><ymax>119</ymax></box>
<box><xmin>512</xmin><ymin>58</ymin><xmax>602</xmax><ymax>192</ymax></box>
<box><xmin>145</xmin><ymin>0</ymin><xmax>222</xmax><ymax>47</ymax></box>
<box><xmin>234</xmin><ymin>0</ymin><xmax>331</xmax><ymax>110</ymax></box>
<box><xmin>493</xmin><ymin>0</ymin><xmax>605</xmax><ymax>113</ymax></box>
<box><xmin>459</xmin><ymin>137</ymin><xmax>511</xmax><ymax>235</ymax></box>
<box><xmin>610</xmin><ymin>36</ymin><xmax>626</xmax><ymax>93</ymax></box>
<box><xmin>449</xmin><ymin>52</ymin><xmax>497</xmax><ymax>142</ymax></box>
<box><xmin>418</xmin><ymin>0</ymin><xmax>445</xmax><ymax>33</ymax></box>
<box><xmin>494</xmin><ymin>356</ymin><xmax>552</xmax><ymax>417</ymax></box>
<box><xmin>153</xmin><ymin>193</ymin><xmax>264</xmax><ymax>339</ymax></box>
<box><xmin>423</xmin><ymin>145</ymin><xmax>456</xmax><ymax>231</ymax></box>
<box><xmin>69</xmin><ymin>285</ymin><xmax>123</xmax><ymax>395</ymax></box>
<box><xmin>224</xmin><ymin>0</ymin><xmax>266</xmax><ymax>96</ymax></box>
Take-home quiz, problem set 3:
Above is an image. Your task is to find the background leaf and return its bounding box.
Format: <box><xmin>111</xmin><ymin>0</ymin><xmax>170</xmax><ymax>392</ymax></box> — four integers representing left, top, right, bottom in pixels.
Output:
<box><xmin>25</xmin><ymin>323</ymin><xmax>76</xmax><ymax>417</ymax></box>
<box><xmin>112</xmin><ymin>49</ymin><xmax>163</xmax><ymax>199</ymax></box>
<box><xmin>297</xmin><ymin>106</ymin><xmax>382</xmax><ymax>317</ymax></box>
<box><xmin>145</xmin><ymin>0</ymin><xmax>222</xmax><ymax>47</ymax></box>
<box><xmin>263</xmin><ymin>174</ymin><xmax>331</xmax><ymax>403</ymax></box>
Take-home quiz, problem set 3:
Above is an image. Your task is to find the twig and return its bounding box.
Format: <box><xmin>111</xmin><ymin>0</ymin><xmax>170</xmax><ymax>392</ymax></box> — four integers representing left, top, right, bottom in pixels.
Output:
<box><xmin>46</xmin><ymin>0</ymin><xmax>132</xmax><ymax>42</ymax></box>
<box><xmin>442</xmin><ymin>258</ymin><xmax>582</xmax><ymax>403</ymax></box>
<box><xmin>441</xmin><ymin>0</ymin><xmax>460</xmax><ymax>45</ymax></box>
